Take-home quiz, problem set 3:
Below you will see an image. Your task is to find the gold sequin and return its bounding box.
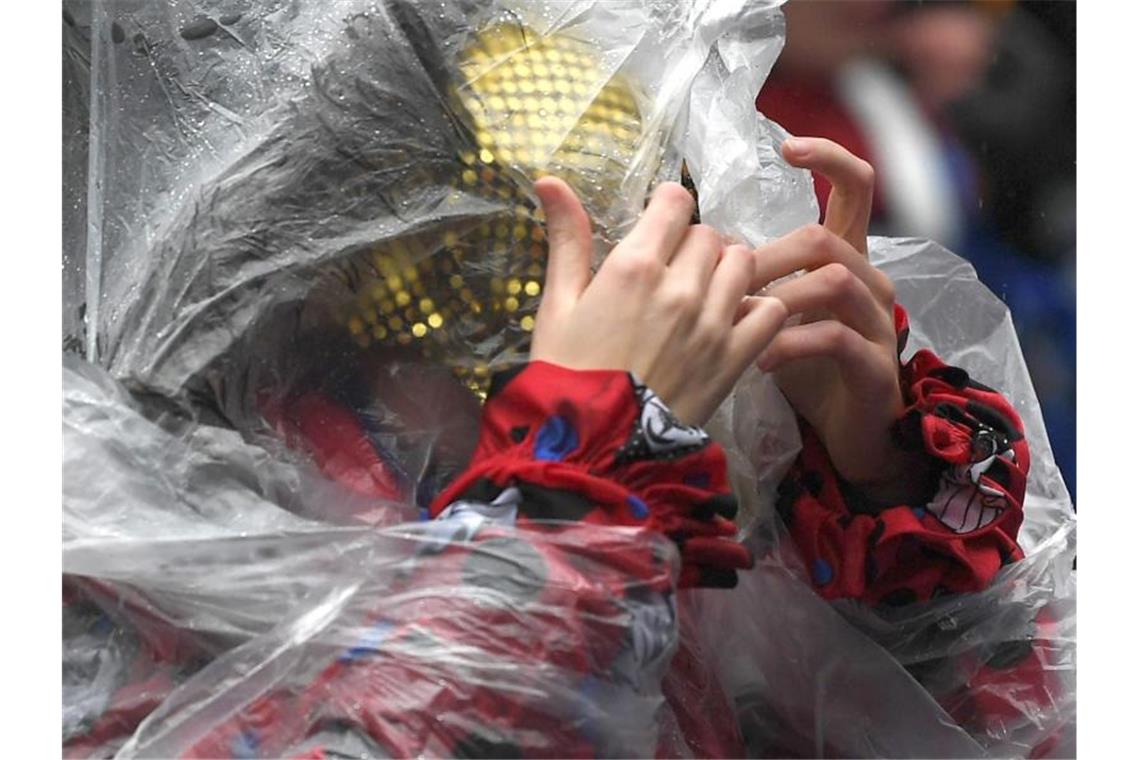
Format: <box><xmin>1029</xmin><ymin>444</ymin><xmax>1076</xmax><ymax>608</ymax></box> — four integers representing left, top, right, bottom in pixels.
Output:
<box><xmin>328</xmin><ymin>22</ymin><xmax>642</xmax><ymax>397</ymax></box>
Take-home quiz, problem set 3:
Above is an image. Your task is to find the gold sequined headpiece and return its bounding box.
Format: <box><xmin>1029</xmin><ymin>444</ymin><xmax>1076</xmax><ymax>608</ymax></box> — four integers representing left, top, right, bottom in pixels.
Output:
<box><xmin>326</xmin><ymin>22</ymin><xmax>643</xmax><ymax>394</ymax></box>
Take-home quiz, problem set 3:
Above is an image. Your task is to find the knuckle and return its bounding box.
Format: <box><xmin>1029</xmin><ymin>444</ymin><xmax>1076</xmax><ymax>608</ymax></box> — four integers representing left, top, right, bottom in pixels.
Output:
<box><xmin>837</xmin><ymin>326</ymin><xmax>864</xmax><ymax>357</ymax></box>
<box><xmin>819</xmin><ymin>262</ymin><xmax>856</xmax><ymax>293</ymax></box>
<box><xmin>663</xmin><ymin>283</ymin><xmax>701</xmax><ymax>315</ymax></box>
<box><xmin>877</xmin><ymin>271</ymin><xmax>896</xmax><ymax>304</ymax></box>
<box><xmin>820</xmin><ymin>320</ymin><xmax>850</xmax><ymax>350</ymax></box>
<box><xmin>689</xmin><ymin>223</ymin><xmax>721</xmax><ymax>246</ymax></box>
<box><xmin>761</xmin><ymin>295</ymin><xmax>789</xmax><ymax>323</ymax></box>
<box><xmin>852</xmin><ymin>158</ymin><xmax>876</xmax><ymax>190</ymax></box>
<box><xmin>695</xmin><ymin>314</ymin><xmax>726</xmax><ymax>343</ymax></box>
<box><xmin>799</xmin><ymin>223</ymin><xmax>833</xmax><ymax>253</ymax></box>
<box><xmin>609</xmin><ymin>251</ymin><xmax>660</xmax><ymax>282</ymax></box>
<box><xmin>875</xmin><ymin>268</ymin><xmax>893</xmax><ymax>298</ymax></box>
<box><xmin>721</xmin><ymin>243</ymin><xmax>755</xmax><ymax>279</ymax></box>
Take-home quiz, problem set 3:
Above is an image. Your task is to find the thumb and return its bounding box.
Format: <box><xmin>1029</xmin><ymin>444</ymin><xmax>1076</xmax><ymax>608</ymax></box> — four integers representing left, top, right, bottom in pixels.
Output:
<box><xmin>534</xmin><ymin>176</ymin><xmax>593</xmax><ymax>308</ymax></box>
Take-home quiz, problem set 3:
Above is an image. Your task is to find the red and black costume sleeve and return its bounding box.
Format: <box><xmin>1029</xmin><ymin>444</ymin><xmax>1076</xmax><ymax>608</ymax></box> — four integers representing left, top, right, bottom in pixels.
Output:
<box><xmin>778</xmin><ymin>305</ymin><xmax>1029</xmax><ymax>605</ymax></box>
<box><xmin>777</xmin><ymin>303</ymin><xmax>1060</xmax><ymax>755</ymax></box>
<box><xmin>430</xmin><ymin>361</ymin><xmax>754</xmax><ymax>587</ymax></box>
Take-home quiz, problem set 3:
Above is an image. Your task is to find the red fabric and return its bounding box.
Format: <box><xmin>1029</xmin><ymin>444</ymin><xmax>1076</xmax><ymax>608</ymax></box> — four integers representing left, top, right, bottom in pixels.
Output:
<box><xmin>62</xmin><ymin>578</ymin><xmax>209</xmax><ymax>759</ymax></box>
<box><xmin>938</xmin><ymin>605</ymin><xmax>1064</xmax><ymax>758</ymax></box>
<box><xmin>780</xmin><ymin>305</ymin><xmax>1030</xmax><ymax>605</ymax></box>
<box><xmin>431</xmin><ymin>361</ymin><xmax>754</xmax><ymax>585</ymax></box>
<box><xmin>775</xmin><ymin>303</ymin><xmax>1056</xmax><ymax>756</ymax></box>
<box><xmin>178</xmin><ymin>521</ymin><xmax>672</xmax><ymax>759</ymax></box>
<box><xmin>262</xmin><ymin>391</ymin><xmax>404</xmax><ymax>501</ymax></box>
<box><xmin>659</xmin><ymin>606</ymin><xmax>746</xmax><ymax>758</ymax></box>
<box><xmin>66</xmin><ymin>319</ymin><xmax>1057</xmax><ymax>757</ymax></box>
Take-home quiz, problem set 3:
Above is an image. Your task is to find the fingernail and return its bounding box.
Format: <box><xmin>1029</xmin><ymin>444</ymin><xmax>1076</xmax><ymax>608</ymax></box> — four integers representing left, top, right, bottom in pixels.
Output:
<box><xmin>783</xmin><ymin>137</ymin><xmax>809</xmax><ymax>157</ymax></box>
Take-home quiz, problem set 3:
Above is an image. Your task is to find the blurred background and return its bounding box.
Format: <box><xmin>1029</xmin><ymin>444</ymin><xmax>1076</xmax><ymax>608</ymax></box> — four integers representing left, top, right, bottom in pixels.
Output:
<box><xmin>757</xmin><ymin>0</ymin><xmax>1076</xmax><ymax>500</ymax></box>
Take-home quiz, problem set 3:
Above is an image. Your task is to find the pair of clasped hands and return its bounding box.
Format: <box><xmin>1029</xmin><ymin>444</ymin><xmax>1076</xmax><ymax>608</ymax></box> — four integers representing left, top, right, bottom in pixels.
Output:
<box><xmin>530</xmin><ymin>137</ymin><xmax>924</xmax><ymax>505</ymax></box>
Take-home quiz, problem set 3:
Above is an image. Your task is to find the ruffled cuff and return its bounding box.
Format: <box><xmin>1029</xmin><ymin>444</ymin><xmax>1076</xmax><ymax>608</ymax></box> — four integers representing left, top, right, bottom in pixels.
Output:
<box><xmin>430</xmin><ymin>361</ymin><xmax>753</xmax><ymax>587</ymax></box>
<box><xmin>778</xmin><ymin>305</ymin><xmax>1031</xmax><ymax>604</ymax></box>
<box><xmin>893</xmin><ymin>347</ymin><xmax>1030</xmax><ymax>540</ymax></box>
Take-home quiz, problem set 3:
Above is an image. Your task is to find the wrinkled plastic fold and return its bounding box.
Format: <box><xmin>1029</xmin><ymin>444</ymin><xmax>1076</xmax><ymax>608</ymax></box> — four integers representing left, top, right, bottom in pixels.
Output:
<box><xmin>63</xmin><ymin>0</ymin><xmax>1074</xmax><ymax>757</ymax></box>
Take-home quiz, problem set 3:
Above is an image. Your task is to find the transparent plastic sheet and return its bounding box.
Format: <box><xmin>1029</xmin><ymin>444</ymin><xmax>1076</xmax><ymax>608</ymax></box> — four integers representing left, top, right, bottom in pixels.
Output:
<box><xmin>63</xmin><ymin>577</ymin><xmax>218</xmax><ymax>759</ymax></box>
<box><xmin>106</xmin><ymin>522</ymin><xmax>680</xmax><ymax>759</ymax></box>
<box><xmin>65</xmin><ymin>485</ymin><xmax>682</xmax><ymax>756</ymax></box>
<box><xmin>689</xmin><ymin>237</ymin><xmax>1076</xmax><ymax>757</ymax></box>
<box><xmin>63</xmin><ymin>355</ymin><xmax>410</xmax><ymax>546</ymax></box>
<box><xmin>875</xmin><ymin>237</ymin><xmax>1074</xmax><ymax>552</ymax></box>
<box><xmin>66</xmin><ymin>0</ymin><xmax>1076</xmax><ymax>757</ymax></box>
<box><xmin>78</xmin><ymin>0</ymin><xmax>791</xmax><ymax>513</ymax></box>
<box><xmin>63</xmin><ymin>0</ymin><xmax>93</xmax><ymax>353</ymax></box>
<box><xmin>64</xmin><ymin>359</ymin><xmax>680</xmax><ymax>756</ymax></box>
<box><xmin>86</xmin><ymin>0</ymin><xmax>783</xmax><ymax>397</ymax></box>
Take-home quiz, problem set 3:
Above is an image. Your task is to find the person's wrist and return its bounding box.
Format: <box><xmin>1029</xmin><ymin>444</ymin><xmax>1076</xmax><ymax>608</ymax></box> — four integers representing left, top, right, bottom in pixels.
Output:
<box><xmin>845</xmin><ymin>443</ymin><xmax>935</xmax><ymax>508</ymax></box>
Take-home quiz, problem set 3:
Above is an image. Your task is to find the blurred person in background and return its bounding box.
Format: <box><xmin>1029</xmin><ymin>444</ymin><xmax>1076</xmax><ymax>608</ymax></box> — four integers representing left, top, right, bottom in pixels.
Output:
<box><xmin>758</xmin><ymin>0</ymin><xmax>1076</xmax><ymax>500</ymax></box>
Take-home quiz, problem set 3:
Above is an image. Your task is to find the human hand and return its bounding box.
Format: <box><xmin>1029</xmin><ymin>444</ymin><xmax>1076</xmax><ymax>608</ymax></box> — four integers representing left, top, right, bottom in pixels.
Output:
<box><xmin>755</xmin><ymin>136</ymin><xmax>929</xmax><ymax>505</ymax></box>
<box><xmin>530</xmin><ymin>177</ymin><xmax>787</xmax><ymax>427</ymax></box>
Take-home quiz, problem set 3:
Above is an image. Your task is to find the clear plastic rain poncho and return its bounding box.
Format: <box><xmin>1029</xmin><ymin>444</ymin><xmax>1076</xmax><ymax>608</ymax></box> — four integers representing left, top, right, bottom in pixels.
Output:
<box><xmin>62</xmin><ymin>0</ymin><xmax>1075</xmax><ymax>757</ymax></box>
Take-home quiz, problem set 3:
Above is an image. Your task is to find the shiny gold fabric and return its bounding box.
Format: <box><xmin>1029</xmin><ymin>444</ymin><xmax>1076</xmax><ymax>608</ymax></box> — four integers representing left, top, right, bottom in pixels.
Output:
<box><xmin>330</xmin><ymin>23</ymin><xmax>643</xmax><ymax>394</ymax></box>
